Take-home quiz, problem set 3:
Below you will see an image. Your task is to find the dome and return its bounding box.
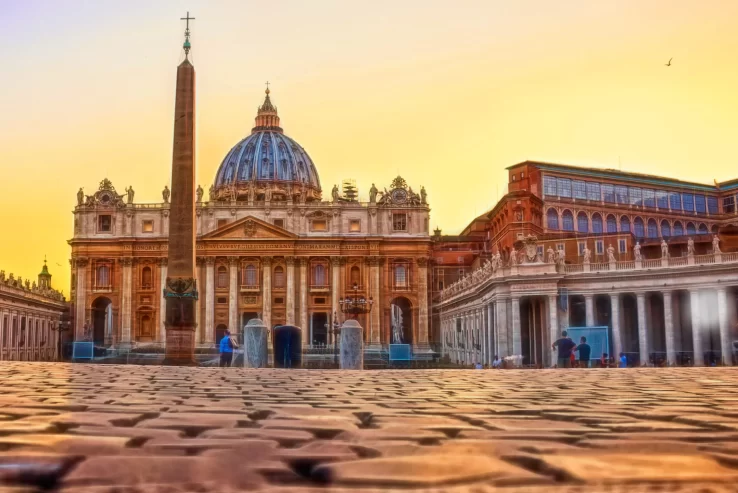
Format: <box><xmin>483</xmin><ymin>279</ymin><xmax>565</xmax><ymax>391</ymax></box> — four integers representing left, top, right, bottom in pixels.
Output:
<box><xmin>211</xmin><ymin>89</ymin><xmax>322</xmax><ymax>202</ymax></box>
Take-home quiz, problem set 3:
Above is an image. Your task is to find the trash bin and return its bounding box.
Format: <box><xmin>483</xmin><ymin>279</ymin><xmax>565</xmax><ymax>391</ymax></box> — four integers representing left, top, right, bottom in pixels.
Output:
<box><xmin>273</xmin><ymin>325</ymin><xmax>302</xmax><ymax>368</ymax></box>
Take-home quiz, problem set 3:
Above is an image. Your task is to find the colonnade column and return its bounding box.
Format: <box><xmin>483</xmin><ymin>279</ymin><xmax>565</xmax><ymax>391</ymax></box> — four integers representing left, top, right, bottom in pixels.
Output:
<box><xmin>370</xmin><ymin>257</ymin><xmax>381</xmax><ymax>345</ymax></box>
<box><xmin>262</xmin><ymin>256</ymin><xmax>272</xmax><ymax>332</ymax></box>
<box><xmin>204</xmin><ymin>257</ymin><xmax>215</xmax><ymax>344</ymax></box>
<box><xmin>299</xmin><ymin>258</ymin><xmax>308</xmax><ymax>344</ymax></box>
<box><xmin>717</xmin><ymin>288</ymin><xmax>732</xmax><ymax>366</ymax></box>
<box><xmin>330</xmin><ymin>257</ymin><xmax>340</xmax><ymax>343</ymax></box>
<box><xmin>194</xmin><ymin>258</ymin><xmax>202</xmax><ymax>344</ymax></box>
<box><xmin>689</xmin><ymin>289</ymin><xmax>704</xmax><ymax>366</ymax></box>
<box><xmin>511</xmin><ymin>296</ymin><xmax>521</xmax><ymax>356</ymax></box>
<box><xmin>585</xmin><ymin>294</ymin><xmax>595</xmax><ymax>327</ymax></box>
<box><xmin>74</xmin><ymin>258</ymin><xmax>88</xmax><ymax>339</ymax></box>
<box><xmin>663</xmin><ymin>291</ymin><xmax>676</xmax><ymax>365</ymax></box>
<box><xmin>547</xmin><ymin>294</ymin><xmax>558</xmax><ymax>367</ymax></box>
<box><xmin>481</xmin><ymin>306</ymin><xmax>487</xmax><ymax>365</ymax></box>
<box><xmin>487</xmin><ymin>303</ymin><xmax>495</xmax><ymax>363</ymax></box>
<box><xmin>286</xmin><ymin>257</ymin><xmax>295</xmax><ymax>326</ymax></box>
<box><xmin>610</xmin><ymin>293</ymin><xmax>622</xmax><ymax>361</ymax></box>
<box><xmin>120</xmin><ymin>258</ymin><xmax>133</xmax><ymax>345</ymax></box>
<box><xmin>228</xmin><ymin>257</ymin><xmax>238</xmax><ymax>334</ymax></box>
<box><xmin>417</xmin><ymin>258</ymin><xmax>429</xmax><ymax>346</ymax></box>
<box><xmin>159</xmin><ymin>258</ymin><xmax>167</xmax><ymax>343</ymax></box>
<box><xmin>636</xmin><ymin>292</ymin><xmax>649</xmax><ymax>365</ymax></box>
<box><xmin>496</xmin><ymin>298</ymin><xmax>508</xmax><ymax>357</ymax></box>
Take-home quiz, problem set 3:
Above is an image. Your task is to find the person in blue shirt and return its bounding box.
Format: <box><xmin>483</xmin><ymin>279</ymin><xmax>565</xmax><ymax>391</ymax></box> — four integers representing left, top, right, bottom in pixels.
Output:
<box><xmin>618</xmin><ymin>352</ymin><xmax>628</xmax><ymax>368</ymax></box>
<box><xmin>219</xmin><ymin>330</ymin><xmax>237</xmax><ymax>367</ymax></box>
<box><xmin>552</xmin><ymin>330</ymin><xmax>576</xmax><ymax>368</ymax></box>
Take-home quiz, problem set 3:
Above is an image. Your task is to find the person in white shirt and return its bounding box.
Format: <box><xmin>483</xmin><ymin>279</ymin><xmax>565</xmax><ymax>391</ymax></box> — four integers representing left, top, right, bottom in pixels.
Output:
<box><xmin>492</xmin><ymin>355</ymin><xmax>502</xmax><ymax>369</ymax></box>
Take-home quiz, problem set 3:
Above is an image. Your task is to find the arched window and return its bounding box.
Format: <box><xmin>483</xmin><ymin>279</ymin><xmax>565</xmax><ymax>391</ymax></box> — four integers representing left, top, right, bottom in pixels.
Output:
<box><xmin>620</xmin><ymin>216</ymin><xmax>631</xmax><ymax>233</ymax></box>
<box><xmin>546</xmin><ymin>209</ymin><xmax>559</xmax><ymax>230</ymax></box>
<box><xmin>96</xmin><ymin>265</ymin><xmax>110</xmax><ymax>288</ymax></box>
<box><xmin>661</xmin><ymin>220</ymin><xmax>671</xmax><ymax>238</ymax></box>
<box><xmin>647</xmin><ymin>219</ymin><xmax>658</xmax><ymax>238</ymax></box>
<box><xmin>350</xmin><ymin>266</ymin><xmax>361</xmax><ymax>287</ymax></box>
<box><xmin>686</xmin><ymin>222</ymin><xmax>696</xmax><ymax>236</ymax></box>
<box><xmin>592</xmin><ymin>213</ymin><xmax>603</xmax><ymax>234</ymax></box>
<box><xmin>712</xmin><ymin>224</ymin><xmax>719</xmax><ymax>234</ymax></box>
<box><xmin>606</xmin><ymin>214</ymin><xmax>617</xmax><ymax>233</ymax></box>
<box><xmin>141</xmin><ymin>266</ymin><xmax>152</xmax><ymax>289</ymax></box>
<box><xmin>698</xmin><ymin>223</ymin><xmax>708</xmax><ymax>235</ymax></box>
<box><xmin>217</xmin><ymin>266</ymin><xmax>228</xmax><ymax>288</ymax></box>
<box><xmin>562</xmin><ymin>210</ymin><xmax>574</xmax><ymax>231</ymax></box>
<box><xmin>394</xmin><ymin>265</ymin><xmax>408</xmax><ymax>288</ymax></box>
<box><xmin>273</xmin><ymin>266</ymin><xmax>285</xmax><ymax>288</ymax></box>
<box><xmin>242</xmin><ymin>264</ymin><xmax>257</xmax><ymax>287</ymax></box>
<box><xmin>634</xmin><ymin>217</ymin><xmax>645</xmax><ymax>238</ymax></box>
<box><xmin>312</xmin><ymin>264</ymin><xmax>326</xmax><ymax>287</ymax></box>
<box><xmin>577</xmin><ymin>212</ymin><xmax>589</xmax><ymax>233</ymax></box>
<box><xmin>673</xmin><ymin>221</ymin><xmax>684</xmax><ymax>236</ymax></box>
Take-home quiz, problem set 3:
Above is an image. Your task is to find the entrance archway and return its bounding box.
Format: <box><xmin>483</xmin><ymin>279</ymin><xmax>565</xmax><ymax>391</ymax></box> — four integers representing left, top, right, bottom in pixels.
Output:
<box><xmin>91</xmin><ymin>297</ymin><xmax>112</xmax><ymax>346</ymax></box>
<box><xmin>241</xmin><ymin>312</ymin><xmax>259</xmax><ymax>329</ymax></box>
<box><xmin>390</xmin><ymin>297</ymin><xmax>413</xmax><ymax>344</ymax></box>
<box><xmin>310</xmin><ymin>312</ymin><xmax>328</xmax><ymax>346</ymax></box>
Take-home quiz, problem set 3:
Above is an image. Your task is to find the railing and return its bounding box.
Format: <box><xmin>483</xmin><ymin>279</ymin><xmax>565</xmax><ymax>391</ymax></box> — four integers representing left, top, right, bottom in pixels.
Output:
<box><xmin>617</xmin><ymin>261</ymin><xmax>635</xmax><ymax>270</ymax></box>
<box><xmin>669</xmin><ymin>257</ymin><xmax>688</xmax><ymax>267</ymax></box>
<box><xmin>723</xmin><ymin>252</ymin><xmax>738</xmax><ymax>262</ymax></box>
<box><xmin>565</xmin><ymin>264</ymin><xmax>583</xmax><ymax>273</ymax></box>
<box><xmin>642</xmin><ymin>259</ymin><xmax>661</xmax><ymax>269</ymax></box>
<box><xmin>695</xmin><ymin>254</ymin><xmax>715</xmax><ymax>264</ymax></box>
<box><xmin>589</xmin><ymin>262</ymin><xmax>609</xmax><ymax>272</ymax></box>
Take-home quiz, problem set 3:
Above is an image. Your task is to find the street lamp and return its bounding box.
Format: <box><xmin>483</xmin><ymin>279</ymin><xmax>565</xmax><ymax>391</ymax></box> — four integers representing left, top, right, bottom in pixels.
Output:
<box><xmin>52</xmin><ymin>309</ymin><xmax>72</xmax><ymax>361</ymax></box>
<box><xmin>325</xmin><ymin>312</ymin><xmax>341</xmax><ymax>367</ymax></box>
<box><xmin>338</xmin><ymin>283</ymin><xmax>374</xmax><ymax>319</ymax></box>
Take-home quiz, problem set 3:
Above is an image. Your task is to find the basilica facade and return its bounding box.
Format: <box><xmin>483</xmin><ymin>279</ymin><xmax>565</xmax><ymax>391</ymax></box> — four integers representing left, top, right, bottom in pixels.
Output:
<box><xmin>69</xmin><ymin>90</ymin><xmax>432</xmax><ymax>349</ymax></box>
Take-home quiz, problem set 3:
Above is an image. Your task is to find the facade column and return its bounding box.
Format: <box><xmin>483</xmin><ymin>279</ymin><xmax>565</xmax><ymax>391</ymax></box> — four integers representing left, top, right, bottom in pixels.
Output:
<box><xmin>370</xmin><ymin>257</ymin><xmax>381</xmax><ymax>345</ymax></box>
<box><xmin>228</xmin><ymin>257</ymin><xmax>239</xmax><ymax>333</ymax></box>
<box><xmin>717</xmin><ymin>288</ymin><xmax>732</xmax><ymax>366</ymax></box>
<box><xmin>120</xmin><ymin>258</ymin><xmax>133</xmax><ymax>345</ymax></box>
<box><xmin>481</xmin><ymin>306</ymin><xmax>487</xmax><ymax>365</ymax></box>
<box><xmin>547</xmin><ymin>294</ymin><xmax>558</xmax><ymax>367</ymax></box>
<box><xmin>496</xmin><ymin>298</ymin><xmax>509</xmax><ymax>357</ymax></box>
<box><xmin>690</xmin><ymin>289</ymin><xmax>704</xmax><ymax>366</ymax></box>
<box><xmin>74</xmin><ymin>258</ymin><xmax>88</xmax><ymax>339</ymax></box>
<box><xmin>205</xmin><ymin>257</ymin><xmax>215</xmax><ymax>344</ymax></box>
<box><xmin>511</xmin><ymin>296</ymin><xmax>522</xmax><ymax>356</ymax></box>
<box><xmin>610</xmin><ymin>293</ymin><xmax>622</xmax><ymax>361</ymax></box>
<box><xmin>159</xmin><ymin>258</ymin><xmax>167</xmax><ymax>343</ymax></box>
<box><xmin>636</xmin><ymin>292</ymin><xmax>649</xmax><ymax>365</ymax></box>
<box><xmin>487</xmin><ymin>303</ymin><xmax>495</xmax><ymax>363</ymax></box>
<box><xmin>194</xmin><ymin>258</ymin><xmax>202</xmax><ymax>344</ymax></box>
<box><xmin>299</xmin><ymin>258</ymin><xmax>308</xmax><ymax>344</ymax></box>
<box><xmin>663</xmin><ymin>290</ymin><xmax>676</xmax><ymax>366</ymax></box>
<box><xmin>585</xmin><ymin>294</ymin><xmax>595</xmax><ymax>327</ymax></box>
<box><xmin>330</xmin><ymin>257</ymin><xmax>341</xmax><ymax>337</ymax></box>
<box><xmin>286</xmin><ymin>257</ymin><xmax>296</xmax><ymax>326</ymax></box>
<box><xmin>262</xmin><ymin>256</ymin><xmax>272</xmax><ymax>331</ymax></box>
<box><xmin>417</xmin><ymin>258</ymin><xmax>429</xmax><ymax>346</ymax></box>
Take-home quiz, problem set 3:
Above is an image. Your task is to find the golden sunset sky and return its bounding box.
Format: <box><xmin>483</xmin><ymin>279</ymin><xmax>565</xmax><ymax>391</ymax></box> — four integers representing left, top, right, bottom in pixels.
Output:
<box><xmin>0</xmin><ymin>0</ymin><xmax>736</xmax><ymax>293</ymax></box>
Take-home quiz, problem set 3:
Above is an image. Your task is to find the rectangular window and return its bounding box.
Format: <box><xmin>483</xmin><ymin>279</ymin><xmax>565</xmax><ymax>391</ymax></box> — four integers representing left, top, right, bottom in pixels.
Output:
<box><xmin>572</xmin><ymin>180</ymin><xmax>587</xmax><ymax>199</ymax></box>
<box><xmin>536</xmin><ymin>246</ymin><xmax>544</xmax><ymax>257</ymax></box>
<box><xmin>543</xmin><ymin>176</ymin><xmax>557</xmax><ymax>197</ymax></box>
<box><xmin>142</xmin><ymin>220</ymin><xmax>154</xmax><ymax>233</ymax></box>
<box><xmin>656</xmin><ymin>191</ymin><xmax>669</xmax><ymax>210</ymax></box>
<box><xmin>669</xmin><ymin>192</ymin><xmax>681</xmax><ymax>211</ymax></box>
<box><xmin>556</xmin><ymin>243</ymin><xmax>565</xmax><ymax>252</ymax></box>
<box><xmin>557</xmin><ymin>178</ymin><xmax>572</xmax><ymax>198</ymax></box>
<box><xmin>586</xmin><ymin>182</ymin><xmax>601</xmax><ymax>201</ymax></box>
<box><xmin>314</xmin><ymin>297</ymin><xmax>326</xmax><ymax>305</ymax></box>
<box><xmin>392</xmin><ymin>213</ymin><xmax>407</xmax><ymax>231</ymax></box>
<box><xmin>707</xmin><ymin>196</ymin><xmax>718</xmax><ymax>214</ymax></box>
<box><xmin>682</xmin><ymin>193</ymin><xmax>694</xmax><ymax>212</ymax></box>
<box><xmin>217</xmin><ymin>219</ymin><xmax>228</xmax><ymax>229</ymax></box>
<box><xmin>724</xmin><ymin>195</ymin><xmax>736</xmax><ymax>214</ymax></box>
<box><xmin>578</xmin><ymin>241</ymin><xmax>586</xmax><ymax>256</ymax></box>
<box><xmin>695</xmin><ymin>194</ymin><xmax>706</xmax><ymax>214</ymax></box>
<box><xmin>98</xmin><ymin>215</ymin><xmax>112</xmax><ymax>232</ymax></box>
<box><xmin>311</xmin><ymin>219</ymin><xmax>327</xmax><ymax>231</ymax></box>
<box><xmin>349</xmin><ymin>219</ymin><xmax>361</xmax><ymax>232</ymax></box>
<box><xmin>615</xmin><ymin>185</ymin><xmax>628</xmax><ymax>204</ymax></box>
<box><xmin>273</xmin><ymin>219</ymin><xmax>284</xmax><ymax>228</ymax></box>
<box><xmin>618</xmin><ymin>239</ymin><xmax>626</xmax><ymax>253</ymax></box>
<box><xmin>643</xmin><ymin>189</ymin><xmax>655</xmax><ymax>208</ymax></box>
<box><xmin>629</xmin><ymin>187</ymin><xmax>642</xmax><ymax>206</ymax></box>
<box><xmin>602</xmin><ymin>184</ymin><xmax>615</xmax><ymax>203</ymax></box>
<box><xmin>217</xmin><ymin>297</ymin><xmax>227</xmax><ymax>304</ymax></box>
<box><xmin>595</xmin><ymin>240</ymin><xmax>604</xmax><ymax>255</ymax></box>
<box><xmin>274</xmin><ymin>297</ymin><xmax>284</xmax><ymax>305</ymax></box>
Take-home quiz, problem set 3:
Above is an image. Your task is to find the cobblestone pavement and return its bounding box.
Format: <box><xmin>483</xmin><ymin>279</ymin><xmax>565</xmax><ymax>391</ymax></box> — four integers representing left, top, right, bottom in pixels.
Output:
<box><xmin>1</xmin><ymin>364</ymin><xmax>738</xmax><ymax>492</ymax></box>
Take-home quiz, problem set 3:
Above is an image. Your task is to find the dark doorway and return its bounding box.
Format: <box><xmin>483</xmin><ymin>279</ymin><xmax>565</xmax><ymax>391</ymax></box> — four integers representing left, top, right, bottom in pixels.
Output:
<box><xmin>391</xmin><ymin>297</ymin><xmax>413</xmax><ymax>344</ymax></box>
<box><xmin>215</xmin><ymin>324</ymin><xmax>228</xmax><ymax>346</ymax></box>
<box><xmin>570</xmin><ymin>295</ymin><xmax>586</xmax><ymax>327</ymax></box>
<box><xmin>241</xmin><ymin>312</ymin><xmax>259</xmax><ymax>328</ymax></box>
<box><xmin>91</xmin><ymin>297</ymin><xmax>112</xmax><ymax>346</ymax></box>
<box><xmin>621</xmin><ymin>294</ymin><xmax>640</xmax><ymax>364</ymax></box>
<box><xmin>311</xmin><ymin>312</ymin><xmax>328</xmax><ymax>346</ymax></box>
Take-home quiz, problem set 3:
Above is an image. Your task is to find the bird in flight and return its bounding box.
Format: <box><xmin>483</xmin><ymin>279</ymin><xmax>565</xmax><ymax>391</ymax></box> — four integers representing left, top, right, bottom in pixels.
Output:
<box><xmin>665</xmin><ymin>58</ymin><xmax>672</xmax><ymax>67</ymax></box>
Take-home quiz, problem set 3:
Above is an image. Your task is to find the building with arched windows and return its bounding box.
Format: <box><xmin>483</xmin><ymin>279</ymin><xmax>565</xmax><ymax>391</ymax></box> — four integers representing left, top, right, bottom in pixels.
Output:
<box><xmin>435</xmin><ymin>161</ymin><xmax>738</xmax><ymax>367</ymax></box>
<box><xmin>69</xmin><ymin>89</ymin><xmax>432</xmax><ymax>350</ymax></box>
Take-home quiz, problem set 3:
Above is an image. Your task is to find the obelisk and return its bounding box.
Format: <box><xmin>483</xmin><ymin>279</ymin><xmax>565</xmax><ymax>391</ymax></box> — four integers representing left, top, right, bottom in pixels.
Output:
<box><xmin>163</xmin><ymin>13</ymin><xmax>198</xmax><ymax>365</ymax></box>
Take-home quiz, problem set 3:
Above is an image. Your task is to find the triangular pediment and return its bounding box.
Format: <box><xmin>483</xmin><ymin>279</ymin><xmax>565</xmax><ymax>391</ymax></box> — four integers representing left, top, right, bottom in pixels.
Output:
<box><xmin>202</xmin><ymin>215</ymin><xmax>298</xmax><ymax>240</ymax></box>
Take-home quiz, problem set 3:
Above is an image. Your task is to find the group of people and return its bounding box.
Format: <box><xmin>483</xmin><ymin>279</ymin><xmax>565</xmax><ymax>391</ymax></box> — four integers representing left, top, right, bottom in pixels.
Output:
<box><xmin>552</xmin><ymin>330</ymin><xmax>627</xmax><ymax>368</ymax></box>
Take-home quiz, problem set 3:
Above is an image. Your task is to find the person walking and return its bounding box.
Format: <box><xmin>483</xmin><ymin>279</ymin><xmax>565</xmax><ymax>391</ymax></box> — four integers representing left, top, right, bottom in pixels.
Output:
<box><xmin>552</xmin><ymin>330</ymin><xmax>576</xmax><ymax>368</ymax></box>
<box><xmin>219</xmin><ymin>330</ymin><xmax>237</xmax><ymax>367</ymax></box>
<box><xmin>573</xmin><ymin>336</ymin><xmax>592</xmax><ymax>368</ymax></box>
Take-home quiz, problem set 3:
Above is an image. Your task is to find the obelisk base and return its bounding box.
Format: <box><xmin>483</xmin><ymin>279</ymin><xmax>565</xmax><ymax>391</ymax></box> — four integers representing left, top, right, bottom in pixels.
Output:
<box><xmin>163</xmin><ymin>326</ymin><xmax>197</xmax><ymax>366</ymax></box>
<box><xmin>162</xmin><ymin>289</ymin><xmax>198</xmax><ymax>366</ymax></box>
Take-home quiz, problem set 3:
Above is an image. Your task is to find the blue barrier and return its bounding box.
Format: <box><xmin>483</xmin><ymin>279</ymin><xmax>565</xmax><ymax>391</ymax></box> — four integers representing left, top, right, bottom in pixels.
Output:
<box><xmin>389</xmin><ymin>344</ymin><xmax>412</xmax><ymax>361</ymax></box>
<box><xmin>72</xmin><ymin>342</ymin><xmax>94</xmax><ymax>360</ymax></box>
<box><xmin>565</xmin><ymin>326</ymin><xmax>609</xmax><ymax>360</ymax></box>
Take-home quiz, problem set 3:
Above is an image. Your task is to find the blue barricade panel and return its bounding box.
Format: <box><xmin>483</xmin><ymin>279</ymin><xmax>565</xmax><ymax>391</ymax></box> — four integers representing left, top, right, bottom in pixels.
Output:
<box><xmin>72</xmin><ymin>342</ymin><xmax>94</xmax><ymax>360</ymax></box>
<box><xmin>566</xmin><ymin>326</ymin><xmax>609</xmax><ymax>360</ymax></box>
<box><xmin>389</xmin><ymin>344</ymin><xmax>412</xmax><ymax>361</ymax></box>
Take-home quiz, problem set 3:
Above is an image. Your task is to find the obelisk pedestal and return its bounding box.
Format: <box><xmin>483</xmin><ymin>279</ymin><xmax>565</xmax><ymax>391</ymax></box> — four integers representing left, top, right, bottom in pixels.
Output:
<box><xmin>243</xmin><ymin>318</ymin><xmax>268</xmax><ymax>368</ymax></box>
<box><xmin>340</xmin><ymin>319</ymin><xmax>364</xmax><ymax>370</ymax></box>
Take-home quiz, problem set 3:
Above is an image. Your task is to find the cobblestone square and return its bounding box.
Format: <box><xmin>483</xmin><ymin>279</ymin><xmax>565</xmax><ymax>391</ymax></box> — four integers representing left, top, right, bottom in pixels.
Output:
<box><xmin>1</xmin><ymin>364</ymin><xmax>738</xmax><ymax>492</ymax></box>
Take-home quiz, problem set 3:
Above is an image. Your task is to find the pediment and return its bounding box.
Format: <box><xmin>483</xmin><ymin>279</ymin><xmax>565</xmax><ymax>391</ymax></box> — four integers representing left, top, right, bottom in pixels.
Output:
<box><xmin>202</xmin><ymin>215</ymin><xmax>297</xmax><ymax>240</ymax></box>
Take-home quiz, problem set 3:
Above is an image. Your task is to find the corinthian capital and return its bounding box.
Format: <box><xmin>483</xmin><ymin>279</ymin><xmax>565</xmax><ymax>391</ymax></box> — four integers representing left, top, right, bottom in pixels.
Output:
<box><xmin>285</xmin><ymin>256</ymin><xmax>296</xmax><ymax>266</ymax></box>
<box><xmin>228</xmin><ymin>256</ymin><xmax>240</xmax><ymax>266</ymax></box>
<box><xmin>261</xmin><ymin>256</ymin><xmax>272</xmax><ymax>267</ymax></box>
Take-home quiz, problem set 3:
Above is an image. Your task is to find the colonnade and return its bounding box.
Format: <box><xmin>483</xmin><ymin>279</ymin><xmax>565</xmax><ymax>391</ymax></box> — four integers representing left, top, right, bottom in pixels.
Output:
<box><xmin>0</xmin><ymin>308</ymin><xmax>58</xmax><ymax>361</ymax></box>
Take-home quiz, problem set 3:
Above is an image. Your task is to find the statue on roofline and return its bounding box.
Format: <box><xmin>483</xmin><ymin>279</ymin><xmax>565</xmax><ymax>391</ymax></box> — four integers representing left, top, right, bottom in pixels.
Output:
<box><xmin>162</xmin><ymin>185</ymin><xmax>170</xmax><ymax>203</ymax></box>
<box><xmin>583</xmin><ymin>246</ymin><xmax>591</xmax><ymax>263</ymax></box>
<box><xmin>607</xmin><ymin>244</ymin><xmax>616</xmax><ymax>263</ymax></box>
<box><xmin>687</xmin><ymin>237</ymin><xmax>695</xmax><ymax>255</ymax></box>
<box><xmin>196</xmin><ymin>185</ymin><xmax>204</xmax><ymax>203</ymax></box>
<box><xmin>713</xmin><ymin>235</ymin><xmax>721</xmax><ymax>254</ymax></box>
<box><xmin>125</xmin><ymin>186</ymin><xmax>135</xmax><ymax>204</ymax></box>
<box><xmin>420</xmin><ymin>186</ymin><xmax>427</xmax><ymax>205</ymax></box>
<box><xmin>369</xmin><ymin>183</ymin><xmax>378</xmax><ymax>204</ymax></box>
<box><xmin>77</xmin><ymin>188</ymin><xmax>84</xmax><ymax>206</ymax></box>
<box><xmin>634</xmin><ymin>242</ymin><xmax>642</xmax><ymax>261</ymax></box>
<box><xmin>661</xmin><ymin>239</ymin><xmax>669</xmax><ymax>259</ymax></box>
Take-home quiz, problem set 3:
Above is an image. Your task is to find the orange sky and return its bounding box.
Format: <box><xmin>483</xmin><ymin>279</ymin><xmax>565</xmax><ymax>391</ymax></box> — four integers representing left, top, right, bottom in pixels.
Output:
<box><xmin>0</xmin><ymin>0</ymin><xmax>736</xmax><ymax>294</ymax></box>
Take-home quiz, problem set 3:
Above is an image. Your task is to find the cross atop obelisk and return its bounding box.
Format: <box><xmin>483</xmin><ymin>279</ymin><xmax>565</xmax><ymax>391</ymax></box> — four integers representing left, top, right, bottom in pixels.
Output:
<box><xmin>180</xmin><ymin>11</ymin><xmax>195</xmax><ymax>58</ymax></box>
